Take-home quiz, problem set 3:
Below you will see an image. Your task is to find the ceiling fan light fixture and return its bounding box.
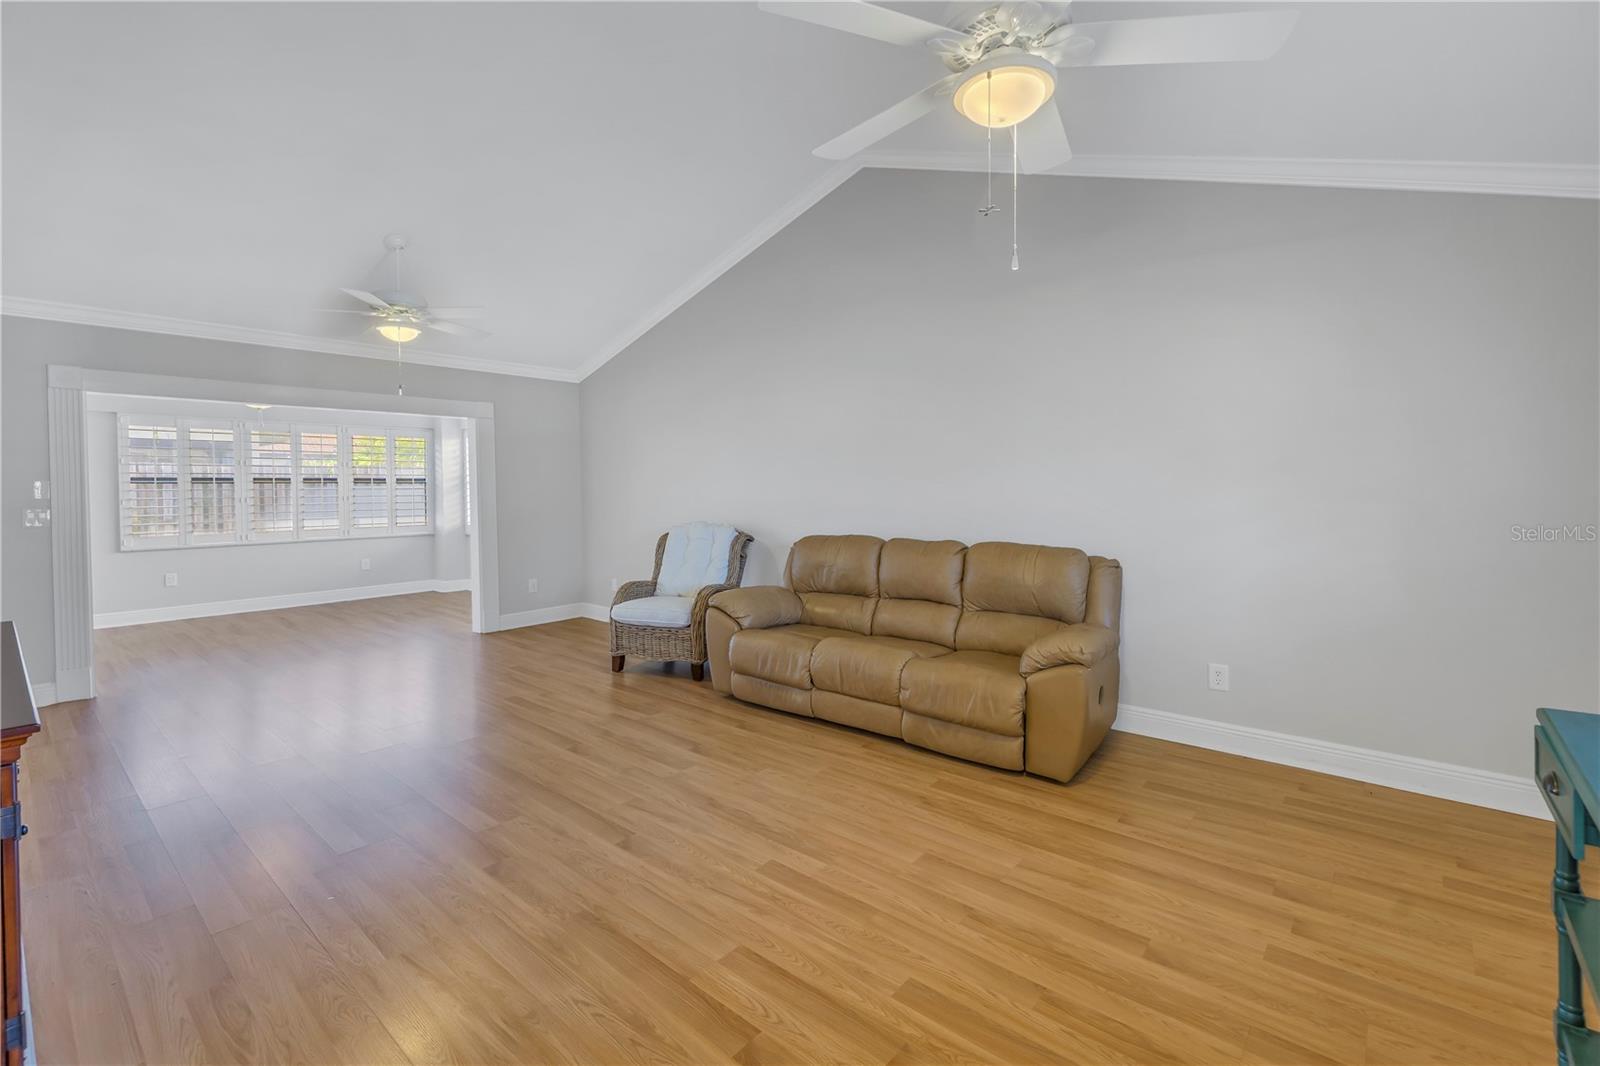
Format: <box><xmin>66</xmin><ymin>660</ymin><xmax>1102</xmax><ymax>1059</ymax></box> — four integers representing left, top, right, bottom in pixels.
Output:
<box><xmin>953</xmin><ymin>58</ymin><xmax>1055</xmax><ymax>128</ymax></box>
<box><xmin>377</xmin><ymin>322</ymin><xmax>421</xmax><ymax>344</ymax></box>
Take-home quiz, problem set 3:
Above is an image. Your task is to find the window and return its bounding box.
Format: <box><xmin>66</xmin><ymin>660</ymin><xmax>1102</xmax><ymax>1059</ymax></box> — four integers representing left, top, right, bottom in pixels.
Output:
<box><xmin>249</xmin><ymin>428</ymin><xmax>294</xmax><ymax>537</ymax></box>
<box><xmin>118</xmin><ymin>417</ymin><xmax>433</xmax><ymax>550</ymax></box>
<box><xmin>119</xmin><ymin>421</ymin><xmax>180</xmax><ymax>546</ymax></box>
<box><xmin>297</xmin><ymin>430</ymin><xmax>341</xmax><ymax>536</ymax></box>
<box><xmin>393</xmin><ymin>435</ymin><xmax>428</xmax><ymax>528</ymax></box>
<box><xmin>350</xmin><ymin>434</ymin><xmax>389</xmax><ymax>530</ymax></box>
<box><xmin>186</xmin><ymin>424</ymin><xmax>236</xmax><ymax>542</ymax></box>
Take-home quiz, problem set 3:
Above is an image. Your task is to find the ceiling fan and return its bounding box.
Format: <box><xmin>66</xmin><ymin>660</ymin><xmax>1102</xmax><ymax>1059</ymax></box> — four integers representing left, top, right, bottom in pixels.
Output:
<box><xmin>325</xmin><ymin>233</ymin><xmax>488</xmax><ymax>343</ymax></box>
<box><xmin>763</xmin><ymin>1</ymin><xmax>1299</xmax><ymax>169</ymax></box>
<box><xmin>760</xmin><ymin>1</ymin><xmax>1299</xmax><ymax>266</ymax></box>
<box><xmin>323</xmin><ymin>234</ymin><xmax>488</xmax><ymax>394</ymax></box>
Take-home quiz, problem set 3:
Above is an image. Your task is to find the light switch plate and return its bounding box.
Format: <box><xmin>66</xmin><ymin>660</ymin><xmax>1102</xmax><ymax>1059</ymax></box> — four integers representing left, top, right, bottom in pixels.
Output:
<box><xmin>164</xmin><ymin>572</ymin><xmax>179</xmax><ymax>588</ymax></box>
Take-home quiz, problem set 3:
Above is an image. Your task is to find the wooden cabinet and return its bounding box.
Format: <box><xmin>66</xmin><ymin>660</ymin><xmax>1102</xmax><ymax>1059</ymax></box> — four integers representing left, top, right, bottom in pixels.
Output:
<box><xmin>0</xmin><ymin>623</ymin><xmax>39</xmax><ymax>1066</ymax></box>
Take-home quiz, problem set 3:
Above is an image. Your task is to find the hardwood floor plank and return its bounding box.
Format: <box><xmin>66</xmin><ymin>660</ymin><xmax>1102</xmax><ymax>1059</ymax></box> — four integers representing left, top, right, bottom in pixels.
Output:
<box><xmin>16</xmin><ymin>591</ymin><xmax>1559</xmax><ymax>1064</ymax></box>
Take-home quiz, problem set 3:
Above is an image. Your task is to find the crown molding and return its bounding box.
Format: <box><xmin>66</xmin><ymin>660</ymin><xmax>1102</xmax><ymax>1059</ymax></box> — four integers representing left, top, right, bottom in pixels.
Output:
<box><xmin>0</xmin><ymin>296</ymin><xmax>583</xmax><ymax>383</ymax></box>
<box><xmin>572</xmin><ymin>159</ymin><xmax>863</xmax><ymax>382</ymax></box>
<box><xmin>859</xmin><ymin>150</ymin><xmax>1600</xmax><ymax>199</ymax></box>
<box><xmin>8</xmin><ymin>151</ymin><xmax>1592</xmax><ymax>391</ymax></box>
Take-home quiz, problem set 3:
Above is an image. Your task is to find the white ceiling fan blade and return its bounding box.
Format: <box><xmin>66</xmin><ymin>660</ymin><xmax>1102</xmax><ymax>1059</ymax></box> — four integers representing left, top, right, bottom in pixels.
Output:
<box><xmin>420</xmin><ymin>306</ymin><xmax>485</xmax><ymax>318</ymax></box>
<box><xmin>340</xmin><ymin>287</ymin><xmax>395</xmax><ymax>311</ymax></box>
<box><xmin>318</xmin><ymin>308</ymin><xmax>383</xmax><ymax>316</ymax></box>
<box><xmin>1041</xmin><ymin>10</ymin><xmax>1299</xmax><ymax>68</ymax></box>
<box><xmin>758</xmin><ymin>1</ymin><xmax>952</xmax><ymax>47</ymax></box>
<box><xmin>423</xmin><ymin>319</ymin><xmax>488</xmax><ymax>339</ymax></box>
<box><xmin>1016</xmin><ymin>102</ymin><xmax>1071</xmax><ymax>174</ymax></box>
<box><xmin>814</xmin><ymin>73</ymin><xmax>961</xmax><ymax>160</ymax></box>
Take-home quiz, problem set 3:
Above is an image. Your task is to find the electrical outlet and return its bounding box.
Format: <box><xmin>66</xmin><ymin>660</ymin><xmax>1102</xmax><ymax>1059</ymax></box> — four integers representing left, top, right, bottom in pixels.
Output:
<box><xmin>528</xmin><ymin>578</ymin><xmax>538</xmax><ymax>594</ymax></box>
<box><xmin>610</xmin><ymin>577</ymin><xmax>619</xmax><ymax>592</ymax></box>
<box><xmin>164</xmin><ymin>572</ymin><xmax>179</xmax><ymax>588</ymax></box>
<box><xmin>360</xmin><ymin>558</ymin><xmax>372</xmax><ymax>571</ymax></box>
<box><xmin>1208</xmin><ymin>663</ymin><xmax>1230</xmax><ymax>692</ymax></box>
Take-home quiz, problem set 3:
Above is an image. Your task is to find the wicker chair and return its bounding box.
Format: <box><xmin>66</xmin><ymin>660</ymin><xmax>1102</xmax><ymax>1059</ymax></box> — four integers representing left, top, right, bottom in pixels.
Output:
<box><xmin>610</xmin><ymin>527</ymin><xmax>753</xmax><ymax>680</ymax></box>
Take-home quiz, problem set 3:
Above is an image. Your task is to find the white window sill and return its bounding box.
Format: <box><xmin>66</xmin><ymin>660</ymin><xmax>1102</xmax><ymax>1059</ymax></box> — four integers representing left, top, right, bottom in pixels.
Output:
<box><xmin>120</xmin><ymin>529</ymin><xmax>435</xmax><ymax>552</ymax></box>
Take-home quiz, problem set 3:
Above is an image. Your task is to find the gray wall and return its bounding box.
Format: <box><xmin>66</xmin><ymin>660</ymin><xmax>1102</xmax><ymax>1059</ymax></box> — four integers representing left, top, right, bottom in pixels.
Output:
<box><xmin>85</xmin><ymin>409</ymin><xmax>469</xmax><ymax>618</ymax></box>
<box><xmin>2</xmin><ymin>316</ymin><xmax>584</xmax><ymax>680</ymax></box>
<box><xmin>581</xmin><ymin>169</ymin><xmax>1600</xmax><ymax>777</ymax></box>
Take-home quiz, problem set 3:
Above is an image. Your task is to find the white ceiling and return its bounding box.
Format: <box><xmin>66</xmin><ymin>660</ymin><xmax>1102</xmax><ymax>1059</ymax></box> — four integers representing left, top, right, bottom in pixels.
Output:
<box><xmin>4</xmin><ymin>2</ymin><xmax>1596</xmax><ymax>380</ymax></box>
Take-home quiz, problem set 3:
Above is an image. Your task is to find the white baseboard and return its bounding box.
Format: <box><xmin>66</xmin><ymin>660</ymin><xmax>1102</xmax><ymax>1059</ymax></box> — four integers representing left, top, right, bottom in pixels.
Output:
<box><xmin>52</xmin><ymin>666</ymin><xmax>94</xmax><ymax>704</ymax></box>
<box><xmin>495</xmin><ymin>602</ymin><xmax>609</xmax><ymax>631</ymax></box>
<box><xmin>577</xmin><ymin>602</ymin><xmax>609</xmax><ymax>622</ymax></box>
<box><xmin>31</xmin><ymin>665</ymin><xmax>92</xmax><ymax>708</ymax></box>
<box><xmin>93</xmin><ymin>578</ymin><xmax>474</xmax><ymax>629</ymax></box>
<box><xmin>1114</xmin><ymin>703</ymin><xmax>1547</xmax><ymax>820</ymax></box>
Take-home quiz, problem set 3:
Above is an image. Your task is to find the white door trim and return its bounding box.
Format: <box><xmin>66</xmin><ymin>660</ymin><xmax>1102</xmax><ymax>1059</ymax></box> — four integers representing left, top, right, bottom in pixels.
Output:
<box><xmin>47</xmin><ymin>383</ymin><xmax>94</xmax><ymax>702</ymax></box>
<box><xmin>46</xmin><ymin>365</ymin><xmax>500</xmax><ymax>700</ymax></box>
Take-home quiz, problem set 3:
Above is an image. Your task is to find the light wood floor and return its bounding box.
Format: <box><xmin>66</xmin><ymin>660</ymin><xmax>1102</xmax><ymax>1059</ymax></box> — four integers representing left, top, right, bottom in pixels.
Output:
<box><xmin>21</xmin><ymin>591</ymin><xmax>1571</xmax><ymax>1064</ymax></box>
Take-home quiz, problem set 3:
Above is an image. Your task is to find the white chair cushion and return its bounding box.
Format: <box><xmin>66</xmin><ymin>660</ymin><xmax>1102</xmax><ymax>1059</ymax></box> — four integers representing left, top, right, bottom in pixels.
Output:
<box><xmin>610</xmin><ymin>595</ymin><xmax>694</xmax><ymax>630</ymax></box>
<box><xmin>655</xmin><ymin>522</ymin><xmax>738</xmax><ymax>597</ymax></box>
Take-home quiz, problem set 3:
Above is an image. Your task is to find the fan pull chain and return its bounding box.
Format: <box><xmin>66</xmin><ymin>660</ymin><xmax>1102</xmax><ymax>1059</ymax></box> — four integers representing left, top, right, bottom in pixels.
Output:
<box><xmin>1011</xmin><ymin>123</ymin><xmax>1020</xmax><ymax>271</ymax></box>
<box><xmin>980</xmin><ymin>72</ymin><xmax>996</xmax><ymax>216</ymax></box>
<box><xmin>396</xmin><ymin>242</ymin><xmax>405</xmax><ymax>395</ymax></box>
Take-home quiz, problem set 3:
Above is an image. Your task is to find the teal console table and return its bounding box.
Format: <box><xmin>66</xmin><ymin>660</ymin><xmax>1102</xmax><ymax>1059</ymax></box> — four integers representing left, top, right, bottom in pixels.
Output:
<box><xmin>1537</xmin><ymin>708</ymin><xmax>1600</xmax><ymax>1066</ymax></box>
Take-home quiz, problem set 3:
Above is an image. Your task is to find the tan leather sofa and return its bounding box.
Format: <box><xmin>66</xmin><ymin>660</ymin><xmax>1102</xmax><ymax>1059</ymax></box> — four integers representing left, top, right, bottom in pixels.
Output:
<box><xmin>706</xmin><ymin>536</ymin><xmax>1121</xmax><ymax>783</ymax></box>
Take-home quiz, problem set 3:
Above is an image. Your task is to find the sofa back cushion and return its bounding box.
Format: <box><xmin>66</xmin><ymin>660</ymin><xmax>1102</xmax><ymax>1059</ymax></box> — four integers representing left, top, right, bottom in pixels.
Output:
<box><xmin>785</xmin><ymin>535</ymin><xmax>882</xmax><ymax>634</ymax></box>
<box><xmin>873</xmin><ymin>538</ymin><xmax>965</xmax><ymax>647</ymax></box>
<box><xmin>955</xmin><ymin>542</ymin><xmax>1091</xmax><ymax>655</ymax></box>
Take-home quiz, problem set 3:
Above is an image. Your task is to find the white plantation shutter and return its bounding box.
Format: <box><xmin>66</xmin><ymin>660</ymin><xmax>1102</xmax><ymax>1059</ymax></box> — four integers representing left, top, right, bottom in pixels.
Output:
<box><xmin>393</xmin><ymin>434</ymin><xmax>429</xmax><ymax>529</ymax></box>
<box><xmin>185</xmin><ymin>423</ymin><xmax>238</xmax><ymax>543</ymax></box>
<box><xmin>119</xmin><ymin>418</ymin><xmax>181</xmax><ymax>546</ymax></box>
<box><xmin>248</xmin><ymin>427</ymin><xmax>295</xmax><ymax>538</ymax></box>
<box><xmin>462</xmin><ymin>429</ymin><xmax>472</xmax><ymax>534</ymax></box>
<box><xmin>350</xmin><ymin>433</ymin><xmax>390</xmax><ymax>530</ymax></box>
<box><xmin>298</xmin><ymin>429</ymin><xmax>341</xmax><ymax>535</ymax></box>
<box><xmin>118</xmin><ymin>415</ymin><xmax>436</xmax><ymax>549</ymax></box>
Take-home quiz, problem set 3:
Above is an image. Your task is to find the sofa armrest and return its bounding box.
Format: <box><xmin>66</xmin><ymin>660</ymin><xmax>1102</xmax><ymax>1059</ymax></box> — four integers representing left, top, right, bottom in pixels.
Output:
<box><xmin>691</xmin><ymin>583</ymin><xmax>737</xmax><ymax>621</ymax></box>
<box><xmin>685</xmin><ymin>583</ymin><xmax>739</xmax><ymax>661</ymax></box>
<box><xmin>1020</xmin><ymin>624</ymin><xmax>1118</xmax><ymax>676</ymax></box>
<box><xmin>611</xmin><ymin>580</ymin><xmax>657</xmax><ymax>610</ymax></box>
<box><xmin>708</xmin><ymin>586</ymin><xmax>802</xmax><ymax>630</ymax></box>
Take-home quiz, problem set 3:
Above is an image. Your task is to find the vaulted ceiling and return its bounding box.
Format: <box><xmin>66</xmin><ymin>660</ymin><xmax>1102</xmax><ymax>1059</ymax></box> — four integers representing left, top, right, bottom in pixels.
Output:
<box><xmin>4</xmin><ymin>2</ymin><xmax>1596</xmax><ymax>381</ymax></box>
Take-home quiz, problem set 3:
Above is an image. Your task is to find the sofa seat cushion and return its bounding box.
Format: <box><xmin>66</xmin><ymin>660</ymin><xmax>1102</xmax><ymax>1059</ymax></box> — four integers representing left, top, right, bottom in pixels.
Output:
<box><xmin>899</xmin><ymin>650</ymin><xmax>1026</xmax><ymax>737</ymax></box>
<box><xmin>728</xmin><ymin>625</ymin><xmax>853</xmax><ymax>689</ymax></box>
<box><xmin>812</xmin><ymin>690</ymin><xmax>901</xmax><ymax>737</ymax></box>
<box><xmin>902</xmin><ymin>711</ymin><xmax>1024</xmax><ymax>771</ymax></box>
<box><xmin>609</xmin><ymin>594</ymin><xmax>693</xmax><ymax>629</ymax></box>
<box><xmin>731</xmin><ymin>674</ymin><xmax>813</xmax><ymax>718</ymax></box>
<box><xmin>811</xmin><ymin>635</ymin><xmax>950</xmax><ymax>705</ymax></box>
